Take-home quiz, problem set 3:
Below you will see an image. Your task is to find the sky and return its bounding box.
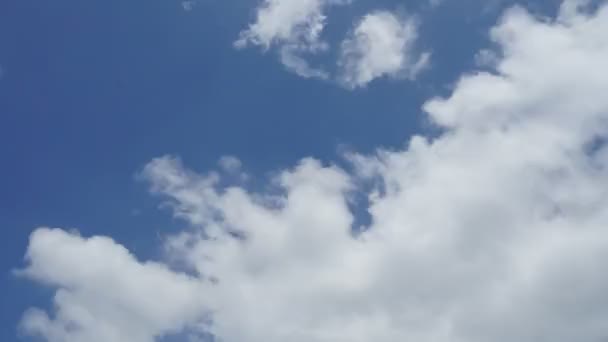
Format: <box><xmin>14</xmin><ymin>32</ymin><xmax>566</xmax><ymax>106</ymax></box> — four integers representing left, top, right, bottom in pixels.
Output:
<box><xmin>1</xmin><ymin>0</ymin><xmax>608</xmax><ymax>341</ymax></box>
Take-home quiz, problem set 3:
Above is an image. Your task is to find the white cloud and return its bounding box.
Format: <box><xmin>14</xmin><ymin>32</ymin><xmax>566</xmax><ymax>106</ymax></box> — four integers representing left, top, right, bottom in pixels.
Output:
<box><xmin>236</xmin><ymin>0</ymin><xmax>348</xmax><ymax>79</ymax></box>
<box><xmin>338</xmin><ymin>11</ymin><xmax>430</xmax><ymax>88</ymax></box>
<box><xmin>235</xmin><ymin>2</ymin><xmax>428</xmax><ymax>85</ymax></box>
<box><xmin>18</xmin><ymin>228</ymin><xmax>211</xmax><ymax>342</ymax></box>
<box><xmin>19</xmin><ymin>1</ymin><xmax>608</xmax><ymax>342</ymax></box>
<box><xmin>236</xmin><ymin>0</ymin><xmax>329</xmax><ymax>48</ymax></box>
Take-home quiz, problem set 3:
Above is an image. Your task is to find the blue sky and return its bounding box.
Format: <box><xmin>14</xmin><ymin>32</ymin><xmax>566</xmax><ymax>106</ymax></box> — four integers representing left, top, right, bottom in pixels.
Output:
<box><xmin>1</xmin><ymin>1</ymin><xmax>607</xmax><ymax>341</ymax></box>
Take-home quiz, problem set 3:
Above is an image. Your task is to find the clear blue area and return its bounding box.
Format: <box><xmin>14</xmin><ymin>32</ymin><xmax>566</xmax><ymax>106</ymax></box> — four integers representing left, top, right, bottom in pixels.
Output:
<box><xmin>0</xmin><ymin>0</ymin><xmax>561</xmax><ymax>340</ymax></box>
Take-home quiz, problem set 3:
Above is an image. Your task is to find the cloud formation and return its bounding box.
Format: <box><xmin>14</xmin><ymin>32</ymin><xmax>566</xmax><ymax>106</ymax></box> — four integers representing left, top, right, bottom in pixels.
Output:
<box><xmin>18</xmin><ymin>1</ymin><xmax>608</xmax><ymax>342</ymax></box>
<box><xmin>18</xmin><ymin>229</ymin><xmax>210</xmax><ymax>342</ymax></box>
<box><xmin>338</xmin><ymin>11</ymin><xmax>429</xmax><ymax>88</ymax></box>
<box><xmin>235</xmin><ymin>0</ymin><xmax>349</xmax><ymax>79</ymax></box>
<box><xmin>235</xmin><ymin>1</ymin><xmax>427</xmax><ymax>86</ymax></box>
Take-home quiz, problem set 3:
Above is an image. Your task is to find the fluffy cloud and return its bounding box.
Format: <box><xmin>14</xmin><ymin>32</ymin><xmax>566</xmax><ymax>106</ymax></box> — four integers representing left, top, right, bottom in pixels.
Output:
<box><xmin>235</xmin><ymin>0</ymin><xmax>349</xmax><ymax>79</ymax></box>
<box><xmin>18</xmin><ymin>228</ymin><xmax>211</xmax><ymax>342</ymax></box>
<box><xmin>19</xmin><ymin>1</ymin><xmax>608</xmax><ymax>342</ymax></box>
<box><xmin>338</xmin><ymin>11</ymin><xmax>429</xmax><ymax>88</ymax></box>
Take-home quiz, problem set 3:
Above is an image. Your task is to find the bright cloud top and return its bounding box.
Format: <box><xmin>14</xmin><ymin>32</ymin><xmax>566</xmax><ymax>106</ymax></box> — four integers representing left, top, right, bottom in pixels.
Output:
<box><xmin>18</xmin><ymin>2</ymin><xmax>608</xmax><ymax>342</ymax></box>
<box><xmin>338</xmin><ymin>11</ymin><xmax>429</xmax><ymax>88</ymax></box>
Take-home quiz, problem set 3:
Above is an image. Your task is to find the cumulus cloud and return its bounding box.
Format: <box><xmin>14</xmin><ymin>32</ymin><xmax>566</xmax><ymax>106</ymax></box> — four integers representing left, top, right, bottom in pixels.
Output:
<box><xmin>235</xmin><ymin>0</ymin><xmax>349</xmax><ymax>79</ymax></box>
<box><xmin>337</xmin><ymin>11</ymin><xmax>430</xmax><ymax>88</ymax></box>
<box><xmin>18</xmin><ymin>1</ymin><xmax>608</xmax><ymax>342</ymax></box>
<box><xmin>17</xmin><ymin>228</ymin><xmax>211</xmax><ymax>342</ymax></box>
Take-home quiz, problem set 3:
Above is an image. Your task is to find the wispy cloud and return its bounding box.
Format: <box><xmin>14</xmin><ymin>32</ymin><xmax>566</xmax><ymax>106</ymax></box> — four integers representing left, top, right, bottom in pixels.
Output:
<box><xmin>235</xmin><ymin>0</ymin><xmax>349</xmax><ymax>79</ymax></box>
